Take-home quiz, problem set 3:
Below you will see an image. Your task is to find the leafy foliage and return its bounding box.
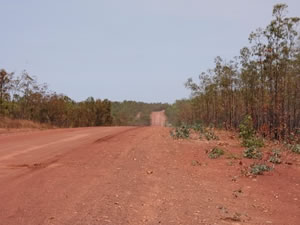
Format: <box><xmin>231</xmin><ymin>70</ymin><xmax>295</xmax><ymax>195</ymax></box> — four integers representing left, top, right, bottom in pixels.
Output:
<box><xmin>177</xmin><ymin>4</ymin><xmax>300</xmax><ymax>141</ymax></box>
<box><xmin>242</xmin><ymin>137</ymin><xmax>264</xmax><ymax>148</ymax></box>
<box><xmin>239</xmin><ymin>115</ymin><xmax>255</xmax><ymax>140</ymax></box>
<box><xmin>0</xmin><ymin>70</ymin><xmax>113</xmax><ymax>127</ymax></box>
<box><xmin>269</xmin><ymin>149</ymin><xmax>282</xmax><ymax>164</ymax></box>
<box><xmin>243</xmin><ymin>147</ymin><xmax>263</xmax><ymax>159</ymax></box>
<box><xmin>111</xmin><ymin>101</ymin><xmax>169</xmax><ymax>126</ymax></box>
<box><xmin>170</xmin><ymin>125</ymin><xmax>190</xmax><ymax>139</ymax></box>
<box><xmin>239</xmin><ymin>116</ymin><xmax>264</xmax><ymax>148</ymax></box>
<box><xmin>291</xmin><ymin>144</ymin><xmax>300</xmax><ymax>154</ymax></box>
<box><xmin>0</xmin><ymin>70</ymin><xmax>170</xmax><ymax>128</ymax></box>
<box><xmin>191</xmin><ymin>122</ymin><xmax>205</xmax><ymax>133</ymax></box>
<box><xmin>208</xmin><ymin>147</ymin><xmax>225</xmax><ymax>159</ymax></box>
<box><xmin>204</xmin><ymin>130</ymin><xmax>219</xmax><ymax>141</ymax></box>
<box><xmin>250</xmin><ymin>164</ymin><xmax>272</xmax><ymax>175</ymax></box>
<box><xmin>165</xmin><ymin>99</ymin><xmax>194</xmax><ymax>127</ymax></box>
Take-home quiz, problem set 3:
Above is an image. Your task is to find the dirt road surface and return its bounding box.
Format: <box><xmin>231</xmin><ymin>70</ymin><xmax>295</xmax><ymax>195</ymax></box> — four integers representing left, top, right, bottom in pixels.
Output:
<box><xmin>0</xmin><ymin>127</ymin><xmax>299</xmax><ymax>225</ymax></box>
<box><xmin>151</xmin><ymin>111</ymin><xmax>166</xmax><ymax>126</ymax></box>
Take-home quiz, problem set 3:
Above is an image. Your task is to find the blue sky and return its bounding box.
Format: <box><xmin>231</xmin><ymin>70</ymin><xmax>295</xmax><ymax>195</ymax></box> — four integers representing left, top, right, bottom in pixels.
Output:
<box><xmin>1</xmin><ymin>0</ymin><xmax>299</xmax><ymax>103</ymax></box>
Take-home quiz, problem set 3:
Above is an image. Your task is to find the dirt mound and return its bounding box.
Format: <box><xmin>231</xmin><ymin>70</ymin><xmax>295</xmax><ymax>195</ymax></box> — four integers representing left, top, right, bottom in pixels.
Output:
<box><xmin>151</xmin><ymin>110</ymin><xmax>166</xmax><ymax>126</ymax></box>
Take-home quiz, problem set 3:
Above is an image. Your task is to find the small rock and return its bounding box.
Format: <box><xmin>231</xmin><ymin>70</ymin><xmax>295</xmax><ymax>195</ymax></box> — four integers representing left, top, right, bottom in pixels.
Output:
<box><xmin>191</xmin><ymin>160</ymin><xmax>201</xmax><ymax>166</ymax></box>
<box><xmin>147</xmin><ymin>170</ymin><xmax>153</xmax><ymax>175</ymax></box>
<box><xmin>232</xmin><ymin>176</ymin><xmax>238</xmax><ymax>182</ymax></box>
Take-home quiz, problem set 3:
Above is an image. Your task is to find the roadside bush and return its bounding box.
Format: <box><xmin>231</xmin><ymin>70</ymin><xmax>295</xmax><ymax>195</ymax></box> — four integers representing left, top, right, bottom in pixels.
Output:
<box><xmin>269</xmin><ymin>149</ymin><xmax>281</xmax><ymax>164</ymax></box>
<box><xmin>188</xmin><ymin>123</ymin><xmax>219</xmax><ymax>141</ymax></box>
<box><xmin>208</xmin><ymin>147</ymin><xmax>224</xmax><ymax>159</ymax></box>
<box><xmin>250</xmin><ymin>163</ymin><xmax>271</xmax><ymax>175</ymax></box>
<box><xmin>242</xmin><ymin>137</ymin><xmax>264</xmax><ymax>148</ymax></box>
<box><xmin>191</xmin><ymin>123</ymin><xmax>205</xmax><ymax>133</ymax></box>
<box><xmin>291</xmin><ymin>144</ymin><xmax>300</xmax><ymax>154</ymax></box>
<box><xmin>239</xmin><ymin>115</ymin><xmax>264</xmax><ymax>148</ymax></box>
<box><xmin>239</xmin><ymin>115</ymin><xmax>255</xmax><ymax>140</ymax></box>
<box><xmin>170</xmin><ymin>125</ymin><xmax>190</xmax><ymax>139</ymax></box>
<box><xmin>204</xmin><ymin>130</ymin><xmax>219</xmax><ymax>141</ymax></box>
<box><xmin>243</xmin><ymin>147</ymin><xmax>263</xmax><ymax>159</ymax></box>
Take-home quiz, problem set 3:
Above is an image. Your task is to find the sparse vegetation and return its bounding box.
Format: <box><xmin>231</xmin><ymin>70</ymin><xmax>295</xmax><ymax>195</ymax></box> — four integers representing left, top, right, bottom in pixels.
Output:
<box><xmin>0</xmin><ymin>70</ymin><xmax>113</xmax><ymax>128</ymax></box>
<box><xmin>291</xmin><ymin>144</ymin><xmax>300</xmax><ymax>154</ymax></box>
<box><xmin>170</xmin><ymin>125</ymin><xmax>190</xmax><ymax>139</ymax></box>
<box><xmin>226</xmin><ymin>153</ymin><xmax>241</xmax><ymax>160</ymax></box>
<box><xmin>204</xmin><ymin>129</ymin><xmax>219</xmax><ymax>141</ymax></box>
<box><xmin>0</xmin><ymin>117</ymin><xmax>52</xmax><ymax>129</ymax></box>
<box><xmin>111</xmin><ymin>101</ymin><xmax>169</xmax><ymax>126</ymax></box>
<box><xmin>239</xmin><ymin>115</ymin><xmax>255</xmax><ymax>140</ymax></box>
<box><xmin>191</xmin><ymin>122</ymin><xmax>205</xmax><ymax>133</ymax></box>
<box><xmin>250</xmin><ymin>164</ymin><xmax>272</xmax><ymax>175</ymax></box>
<box><xmin>269</xmin><ymin>149</ymin><xmax>282</xmax><ymax>164</ymax></box>
<box><xmin>243</xmin><ymin>147</ymin><xmax>263</xmax><ymax>159</ymax></box>
<box><xmin>169</xmin><ymin>123</ymin><xmax>219</xmax><ymax>141</ymax></box>
<box><xmin>167</xmin><ymin>4</ymin><xmax>300</xmax><ymax>142</ymax></box>
<box><xmin>0</xmin><ymin>69</ymin><xmax>170</xmax><ymax>128</ymax></box>
<box><xmin>208</xmin><ymin>147</ymin><xmax>225</xmax><ymax>159</ymax></box>
<box><xmin>242</xmin><ymin>137</ymin><xmax>264</xmax><ymax>148</ymax></box>
<box><xmin>239</xmin><ymin>116</ymin><xmax>264</xmax><ymax>148</ymax></box>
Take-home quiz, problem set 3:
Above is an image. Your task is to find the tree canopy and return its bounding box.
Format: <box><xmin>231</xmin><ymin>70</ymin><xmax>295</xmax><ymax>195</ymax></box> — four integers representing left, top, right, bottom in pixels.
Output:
<box><xmin>169</xmin><ymin>4</ymin><xmax>300</xmax><ymax>140</ymax></box>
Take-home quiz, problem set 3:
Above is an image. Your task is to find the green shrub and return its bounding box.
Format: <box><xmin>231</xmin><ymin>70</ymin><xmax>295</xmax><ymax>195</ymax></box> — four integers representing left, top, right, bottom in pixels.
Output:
<box><xmin>242</xmin><ymin>137</ymin><xmax>264</xmax><ymax>148</ymax></box>
<box><xmin>269</xmin><ymin>149</ymin><xmax>281</xmax><ymax>164</ymax></box>
<box><xmin>239</xmin><ymin>115</ymin><xmax>264</xmax><ymax>148</ymax></box>
<box><xmin>239</xmin><ymin>115</ymin><xmax>255</xmax><ymax>140</ymax></box>
<box><xmin>208</xmin><ymin>147</ymin><xmax>225</xmax><ymax>159</ymax></box>
<box><xmin>204</xmin><ymin>130</ymin><xmax>219</xmax><ymax>141</ymax></box>
<box><xmin>191</xmin><ymin>123</ymin><xmax>204</xmax><ymax>133</ymax></box>
<box><xmin>291</xmin><ymin>144</ymin><xmax>300</xmax><ymax>154</ymax></box>
<box><xmin>250</xmin><ymin>164</ymin><xmax>271</xmax><ymax>175</ymax></box>
<box><xmin>243</xmin><ymin>147</ymin><xmax>263</xmax><ymax>159</ymax></box>
<box><xmin>269</xmin><ymin>156</ymin><xmax>281</xmax><ymax>164</ymax></box>
<box><xmin>170</xmin><ymin>125</ymin><xmax>190</xmax><ymax>139</ymax></box>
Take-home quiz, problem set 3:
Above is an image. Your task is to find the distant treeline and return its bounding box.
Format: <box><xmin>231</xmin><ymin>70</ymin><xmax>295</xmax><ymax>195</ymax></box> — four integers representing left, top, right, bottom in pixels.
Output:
<box><xmin>167</xmin><ymin>4</ymin><xmax>300</xmax><ymax>140</ymax></box>
<box><xmin>111</xmin><ymin>101</ymin><xmax>169</xmax><ymax>126</ymax></box>
<box><xmin>0</xmin><ymin>70</ymin><xmax>168</xmax><ymax>127</ymax></box>
<box><xmin>0</xmin><ymin>70</ymin><xmax>113</xmax><ymax>127</ymax></box>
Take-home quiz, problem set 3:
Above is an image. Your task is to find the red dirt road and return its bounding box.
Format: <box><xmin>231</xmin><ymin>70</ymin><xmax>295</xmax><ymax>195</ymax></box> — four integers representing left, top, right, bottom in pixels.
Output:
<box><xmin>0</xmin><ymin>127</ymin><xmax>299</xmax><ymax>225</ymax></box>
<box><xmin>151</xmin><ymin>111</ymin><xmax>166</xmax><ymax>126</ymax></box>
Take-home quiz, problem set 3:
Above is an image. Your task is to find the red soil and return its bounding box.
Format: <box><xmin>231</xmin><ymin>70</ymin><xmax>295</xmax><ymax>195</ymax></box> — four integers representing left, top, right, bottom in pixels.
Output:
<box><xmin>0</xmin><ymin>127</ymin><xmax>299</xmax><ymax>225</ymax></box>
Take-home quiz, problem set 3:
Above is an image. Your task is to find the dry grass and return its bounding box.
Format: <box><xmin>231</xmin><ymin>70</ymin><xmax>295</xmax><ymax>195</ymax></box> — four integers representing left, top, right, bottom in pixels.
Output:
<box><xmin>0</xmin><ymin>117</ymin><xmax>53</xmax><ymax>130</ymax></box>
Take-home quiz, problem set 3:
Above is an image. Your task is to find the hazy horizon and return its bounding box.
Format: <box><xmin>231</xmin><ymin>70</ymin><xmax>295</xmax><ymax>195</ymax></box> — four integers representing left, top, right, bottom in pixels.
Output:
<box><xmin>1</xmin><ymin>0</ymin><xmax>300</xmax><ymax>103</ymax></box>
